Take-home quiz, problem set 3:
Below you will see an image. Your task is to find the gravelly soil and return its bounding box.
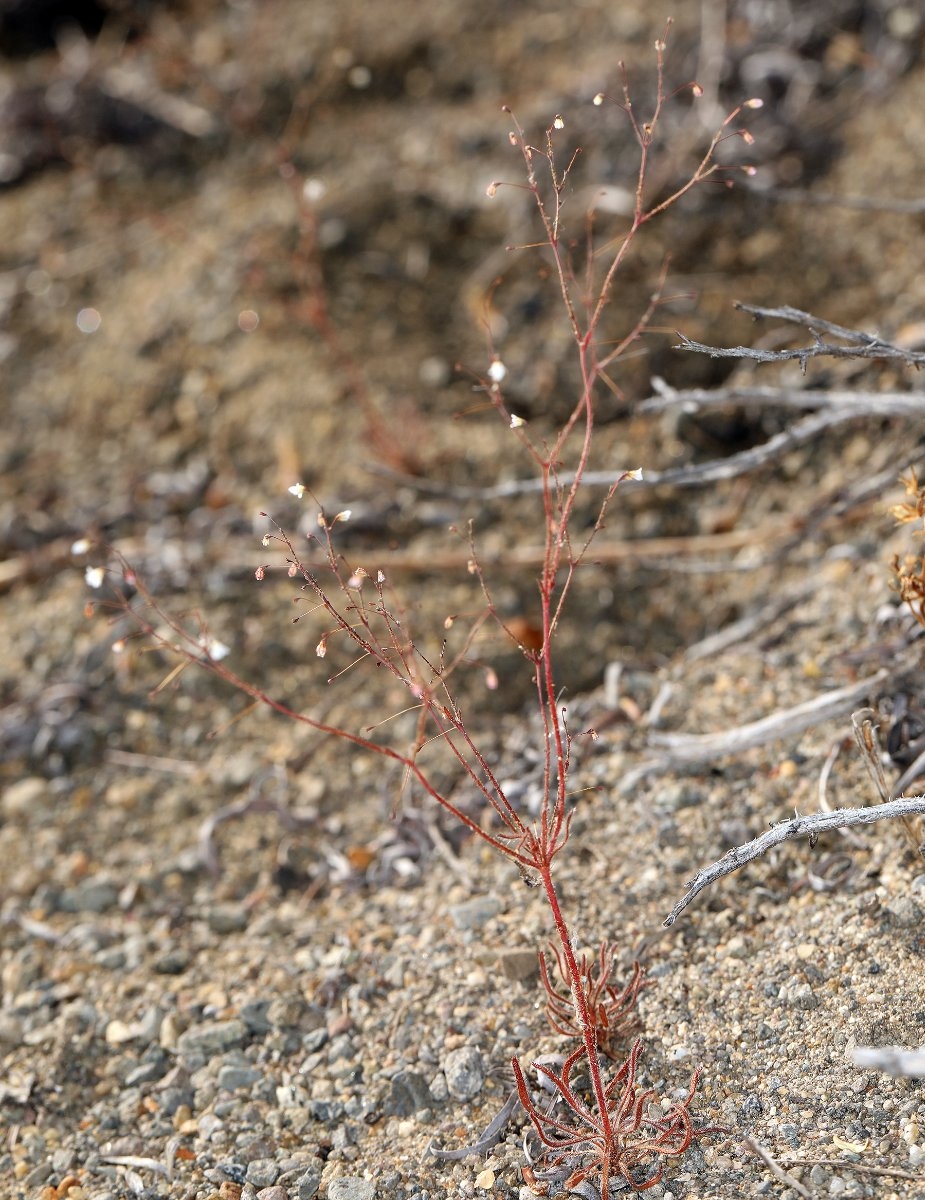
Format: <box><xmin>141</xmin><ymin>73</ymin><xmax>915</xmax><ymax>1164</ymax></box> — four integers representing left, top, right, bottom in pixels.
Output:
<box><xmin>2</xmin><ymin>2</ymin><xmax>925</xmax><ymax>1199</ymax></box>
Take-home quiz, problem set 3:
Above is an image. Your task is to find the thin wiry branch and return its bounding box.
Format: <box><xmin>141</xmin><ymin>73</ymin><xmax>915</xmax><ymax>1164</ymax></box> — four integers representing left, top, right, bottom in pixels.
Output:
<box><xmin>676</xmin><ymin>303</ymin><xmax>925</xmax><ymax>371</ymax></box>
<box><xmin>664</xmin><ymin>794</ymin><xmax>925</xmax><ymax>927</ymax></box>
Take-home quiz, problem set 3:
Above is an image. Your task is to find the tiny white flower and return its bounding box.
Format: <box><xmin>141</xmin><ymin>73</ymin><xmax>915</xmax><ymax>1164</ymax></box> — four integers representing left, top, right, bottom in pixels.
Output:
<box><xmin>627</xmin><ymin>467</ymin><xmax>644</xmax><ymax>481</ymax></box>
<box><xmin>333</xmin><ymin>509</ymin><xmax>352</xmax><ymax>524</ymax></box>
<box><xmin>71</xmin><ymin>538</ymin><xmax>90</xmax><ymax>556</ymax></box>
<box><xmin>202</xmin><ymin>637</ymin><xmax>230</xmax><ymax>661</ymax></box>
<box><xmin>84</xmin><ymin>566</ymin><xmax>104</xmax><ymax>589</ymax></box>
<box><xmin>316</xmin><ymin>639</ymin><xmax>327</xmax><ymax>658</ymax></box>
<box><xmin>488</xmin><ymin>357</ymin><xmax>507</xmax><ymax>384</ymax></box>
<box><xmin>593</xmin><ymin>92</ymin><xmax>605</xmax><ymax>106</ymax></box>
<box><xmin>510</xmin><ymin>413</ymin><xmax>526</xmax><ymax>429</ymax></box>
<box><xmin>553</xmin><ymin>114</ymin><xmax>564</xmax><ymax>129</ymax></box>
<box><xmin>303</xmin><ymin>177</ymin><xmax>326</xmax><ymax>204</ymax></box>
<box><xmin>289</xmin><ymin>482</ymin><xmax>306</xmax><ymax>499</ymax></box>
<box><xmin>745</xmin><ymin>97</ymin><xmax>764</xmax><ymax>109</ymax></box>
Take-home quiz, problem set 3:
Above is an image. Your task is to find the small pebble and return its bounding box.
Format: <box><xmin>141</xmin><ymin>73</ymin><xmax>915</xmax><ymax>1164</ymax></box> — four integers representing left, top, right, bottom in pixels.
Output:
<box><xmin>448</xmin><ymin>895</ymin><xmax>501</xmax><ymax>931</ymax></box>
<box><xmin>443</xmin><ymin>1046</ymin><xmax>485</xmax><ymax>1100</ymax></box>
<box><xmin>176</xmin><ymin>1018</ymin><xmax>249</xmax><ymax>1061</ymax></box>
<box><xmin>327</xmin><ymin>1179</ymin><xmax>375</xmax><ymax>1200</ymax></box>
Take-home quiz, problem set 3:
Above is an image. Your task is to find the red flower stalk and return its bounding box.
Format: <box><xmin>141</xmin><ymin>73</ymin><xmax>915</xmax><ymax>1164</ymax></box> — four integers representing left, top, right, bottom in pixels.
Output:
<box><xmin>539</xmin><ymin>939</ymin><xmax>648</xmax><ymax>1058</ymax></box>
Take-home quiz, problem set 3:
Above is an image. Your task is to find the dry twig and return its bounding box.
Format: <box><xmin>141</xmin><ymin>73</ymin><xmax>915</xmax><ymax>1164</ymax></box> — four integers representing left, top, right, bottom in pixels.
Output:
<box><xmin>663</xmin><ymin>794</ymin><xmax>925</xmax><ymax>927</ymax></box>
<box><xmin>676</xmin><ymin>303</ymin><xmax>925</xmax><ymax>371</ymax></box>
<box><xmin>621</xmin><ymin>670</ymin><xmax>888</xmax><ymax>792</ymax></box>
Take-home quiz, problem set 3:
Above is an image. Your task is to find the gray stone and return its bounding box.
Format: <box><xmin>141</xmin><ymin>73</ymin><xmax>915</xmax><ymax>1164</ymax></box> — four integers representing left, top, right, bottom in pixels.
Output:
<box><xmin>498</xmin><ymin>948</ymin><xmax>539</xmax><ymax>981</ymax></box>
<box><xmin>246</xmin><ymin>1159</ymin><xmax>279</xmax><ymax>1187</ymax></box>
<box><xmin>888</xmin><ymin>896</ymin><xmax>922</xmax><ymax>927</ymax></box>
<box><xmin>448</xmin><ymin>895</ymin><xmax>501</xmax><ymax>931</ymax></box>
<box><xmin>153</xmin><ymin>948</ymin><xmax>191</xmax><ymax>975</ymax></box>
<box><xmin>57</xmin><ymin>877</ymin><xmax>119</xmax><ymax>913</ymax></box>
<box><xmin>218</xmin><ymin>1064</ymin><xmax>262</xmax><ymax>1091</ymax></box>
<box><xmin>177</xmin><ymin>1018</ymin><xmax>248</xmax><ymax>1062</ymax></box>
<box><xmin>208</xmin><ymin>902</ymin><xmax>250</xmax><ymax>934</ymax></box>
<box><xmin>327</xmin><ymin>1179</ymin><xmax>376</xmax><ymax>1200</ymax></box>
<box><xmin>386</xmin><ymin>1070</ymin><xmax>433</xmax><ymax>1117</ymax></box>
<box><xmin>443</xmin><ymin>1046</ymin><xmax>485</xmax><ymax>1101</ymax></box>
<box><xmin>788</xmin><ymin>983</ymin><xmax>819</xmax><ymax>1011</ymax></box>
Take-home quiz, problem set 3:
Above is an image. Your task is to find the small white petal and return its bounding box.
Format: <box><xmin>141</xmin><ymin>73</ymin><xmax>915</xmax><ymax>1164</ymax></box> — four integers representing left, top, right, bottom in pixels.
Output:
<box><xmin>289</xmin><ymin>482</ymin><xmax>306</xmax><ymax>498</ymax></box>
<box><xmin>488</xmin><ymin>357</ymin><xmax>507</xmax><ymax>383</ymax></box>
<box><xmin>510</xmin><ymin>413</ymin><xmax>526</xmax><ymax>429</ymax></box>
<box><xmin>84</xmin><ymin>566</ymin><xmax>104</xmax><ymax>589</ymax></box>
<box><xmin>204</xmin><ymin>638</ymin><xmax>230</xmax><ymax>661</ymax></box>
<box><xmin>71</xmin><ymin>538</ymin><xmax>90</xmax><ymax>556</ymax></box>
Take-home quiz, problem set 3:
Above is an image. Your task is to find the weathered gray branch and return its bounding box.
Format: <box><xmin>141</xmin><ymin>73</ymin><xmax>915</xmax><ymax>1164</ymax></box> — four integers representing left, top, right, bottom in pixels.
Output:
<box><xmin>640</xmin><ymin>381</ymin><xmax>925</xmax><ymax>417</ymax></box>
<box><xmin>620</xmin><ymin>671</ymin><xmax>888</xmax><ymax>793</ymax></box>
<box><xmin>852</xmin><ymin>1046</ymin><xmax>925</xmax><ymax>1077</ymax></box>
<box><xmin>664</xmin><ymin>795</ymin><xmax>925</xmax><ymax>927</ymax></box>
<box><xmin>676</xmin><ymin>303</ymin><xmax>925</xmax><ymax>370</ymax></box>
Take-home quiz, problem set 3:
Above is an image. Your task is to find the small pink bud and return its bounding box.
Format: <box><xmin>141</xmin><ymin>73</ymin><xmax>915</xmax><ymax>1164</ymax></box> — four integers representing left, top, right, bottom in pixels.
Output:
<box><xmin>255</xmin><ymin>565</ymin><xmax>267</xmax><ymax>581</ymax></box>
<box><xmin>288</xmin><ymin>564</ymin><xmax>298</xmax><ymax>577</ymax></box>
